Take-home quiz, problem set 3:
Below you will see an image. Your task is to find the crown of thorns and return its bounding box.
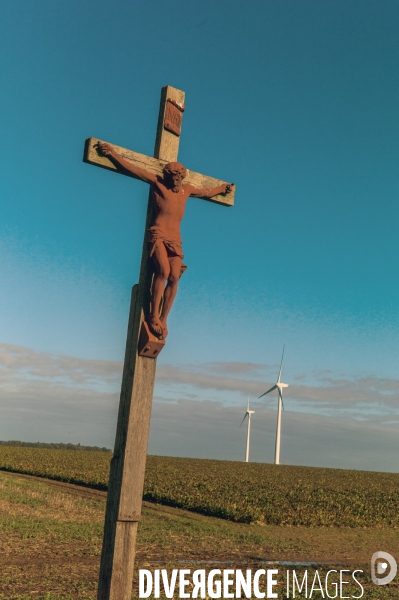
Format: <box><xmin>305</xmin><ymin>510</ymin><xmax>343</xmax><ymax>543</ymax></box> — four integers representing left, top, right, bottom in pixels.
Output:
<box><xmin>163</xmin><ymin>162</ymin><xmax>187</xmax><ymax>177</ymax></box>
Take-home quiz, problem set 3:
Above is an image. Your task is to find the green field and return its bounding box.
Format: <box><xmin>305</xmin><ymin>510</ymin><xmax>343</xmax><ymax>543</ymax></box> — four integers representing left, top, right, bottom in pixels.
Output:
<box><xmin>0</xmin><ymin>446</ymin><xmax>399</xmax><ymax>527</ymax></box>
<box><xmin>1</xmin><ymin>469</ymin><xmax>399</xmax><ymax>599</ymax></box>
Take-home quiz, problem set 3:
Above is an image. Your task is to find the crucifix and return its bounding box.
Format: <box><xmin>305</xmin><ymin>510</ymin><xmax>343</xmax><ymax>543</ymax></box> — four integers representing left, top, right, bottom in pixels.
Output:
<box><xmin>83</xmin><ymin>86</ymin><xmax>235</xmax><ymax>600</ymax></box>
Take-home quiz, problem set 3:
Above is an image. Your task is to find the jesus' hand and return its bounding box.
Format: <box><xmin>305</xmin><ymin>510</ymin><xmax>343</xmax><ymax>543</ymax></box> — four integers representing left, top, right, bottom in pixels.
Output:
<box><xmin>223</xmin><ymin>183</ymin><xmax>234</xmax><ymax>194</ymax></box>
<box><xmin>96</xmin><ymin>142</ymin><xmax>114</xmax><ymax>157</ymax></box>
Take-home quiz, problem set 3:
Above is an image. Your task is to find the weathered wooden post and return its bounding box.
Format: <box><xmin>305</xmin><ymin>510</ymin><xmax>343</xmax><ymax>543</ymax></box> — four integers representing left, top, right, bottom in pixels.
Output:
<box><xmin>83</xmin><ymin>85</ymin><xmax>235</xmax><ymax>600</ymax></box>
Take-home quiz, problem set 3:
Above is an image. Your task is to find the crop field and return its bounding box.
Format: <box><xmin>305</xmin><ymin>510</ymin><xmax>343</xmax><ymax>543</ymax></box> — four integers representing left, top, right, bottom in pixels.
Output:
<box><xmin>1</xmin><ymin>469</ymin><xmax>399</xmax><ymax>599</ymax></box>
<box><xmin>1</xmin><ymin>446</ymin><xmax>399</xmax><ymax>528</ymax></box>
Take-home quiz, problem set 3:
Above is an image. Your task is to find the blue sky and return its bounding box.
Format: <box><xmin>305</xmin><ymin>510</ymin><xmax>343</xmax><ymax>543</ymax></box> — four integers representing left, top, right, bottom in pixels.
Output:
<box><xmin>0</xmin><ymin>1</ymin><xmax>399</xmax><ymax>470</ymax></box>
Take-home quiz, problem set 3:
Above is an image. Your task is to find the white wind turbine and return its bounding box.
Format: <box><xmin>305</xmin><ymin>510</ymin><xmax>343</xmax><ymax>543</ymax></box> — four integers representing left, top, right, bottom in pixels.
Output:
<box><xmin>239</xmin><ymin>397</ymin><xmax>255</xmax><ymax>463</ymax></box>
<box><xmin>258</xmin><ymin>347</ymin><xmax>289</xmax><ymax>465</ymax></box>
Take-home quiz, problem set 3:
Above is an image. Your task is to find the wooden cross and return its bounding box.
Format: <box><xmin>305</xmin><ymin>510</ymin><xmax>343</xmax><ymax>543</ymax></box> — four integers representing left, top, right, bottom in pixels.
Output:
<box><xmin>83</xmin><ymin>86</ymin><xmax>235</xmax><ymax>600</ymax></box>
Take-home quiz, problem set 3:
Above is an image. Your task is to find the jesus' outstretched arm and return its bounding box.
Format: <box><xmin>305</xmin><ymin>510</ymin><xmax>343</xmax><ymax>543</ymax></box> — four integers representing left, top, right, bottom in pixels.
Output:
<box><xmin>187</xmin><ymin>182</ymin><xmax>234</xmax><ymax>198</ymax></box>
<box><xmin>96</xmin><ymin>142</ymin><xmax>157</xmax><ymax>185</ymax></box>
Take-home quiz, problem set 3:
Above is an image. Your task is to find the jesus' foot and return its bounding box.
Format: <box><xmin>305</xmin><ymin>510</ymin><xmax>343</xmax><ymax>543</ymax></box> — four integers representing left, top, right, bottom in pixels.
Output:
<box><xmin>148</xmin><ymin>316</ymin><xmax>164</xmax><ymax>339</ymax></box>
<box><xmin>160</xmin><ymin>320</ymin><xmax>168</xmax><ymax>338</ymax></box>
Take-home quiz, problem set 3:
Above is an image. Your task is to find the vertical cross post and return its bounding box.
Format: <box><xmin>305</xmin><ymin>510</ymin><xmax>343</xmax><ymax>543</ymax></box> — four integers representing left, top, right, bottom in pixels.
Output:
<box><xmin>97</xmin><ymin>85</ymin><xmax>185</xmax><ymax>600</ymax></box>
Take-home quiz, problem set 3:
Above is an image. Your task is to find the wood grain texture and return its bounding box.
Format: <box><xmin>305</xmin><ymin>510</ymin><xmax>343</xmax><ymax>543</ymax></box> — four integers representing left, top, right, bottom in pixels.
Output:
<box><xmin>155</xmin><ymin>85</ymin><xmax>183</xmax><ymax>162</ymax></box>
<box><xmin>84</xmin><ymin>136</ymin><xmax>235</xmax><ymax>207</ymax></box>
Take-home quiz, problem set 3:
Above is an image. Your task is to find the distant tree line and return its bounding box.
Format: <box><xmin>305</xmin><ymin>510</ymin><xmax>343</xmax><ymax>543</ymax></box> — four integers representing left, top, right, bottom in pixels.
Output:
<box><xmin>0</xmin><ymin>440</ymin><xmax>112</xmax><ymax>452</ymax></box>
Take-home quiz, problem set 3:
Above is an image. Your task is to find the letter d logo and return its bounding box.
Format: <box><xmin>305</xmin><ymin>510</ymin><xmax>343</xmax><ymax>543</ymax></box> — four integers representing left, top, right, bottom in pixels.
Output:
<box><xmin>371</xmin><ymin>551</ymin><xmax>397</xmax><ymax>585</ymax></box>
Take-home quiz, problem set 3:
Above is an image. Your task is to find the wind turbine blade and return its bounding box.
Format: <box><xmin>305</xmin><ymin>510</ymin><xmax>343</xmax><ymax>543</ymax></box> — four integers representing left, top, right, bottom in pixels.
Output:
<box><xmin>258</xmin><ymin>384</ymin><xmax>277</xmax><ymax>398</ymax></box>
<box><xmin>279</xmin><ymin>389</ymin><xmax>285</xmax><ymax>412</ymax></box>
<box><xmin>247</xmin><ymin>397</ymin><xmax>250</xmax><ymax>411</ymax></box>
<box><xmin>277</xmin><ymin>345</ymin><xmax>285</xmax><ymax>384</ymax></box>
<box><xmin>239</xmin><ymin>413</ymin><xmax>248</xmax><ymax>428</ymax></box>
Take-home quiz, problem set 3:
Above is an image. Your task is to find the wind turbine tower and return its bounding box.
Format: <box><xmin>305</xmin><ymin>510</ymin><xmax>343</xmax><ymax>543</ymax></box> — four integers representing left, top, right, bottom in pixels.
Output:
<box><xmin>258</xmin><ymin>347</ymin><xmax>289</xmax><ymax>465</ymax></box>
<box><xmin>239</xmin><ymin>398</ymin><xmax>255</xmax><ymax>462</ymax></box>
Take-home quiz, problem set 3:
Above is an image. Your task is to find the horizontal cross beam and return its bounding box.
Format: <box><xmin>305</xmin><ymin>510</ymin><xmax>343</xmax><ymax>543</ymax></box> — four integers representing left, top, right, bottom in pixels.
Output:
<box><xmin>84</xmin><ymin>137</ymin><xmax>235</xmax><ymax>207</ymax></box>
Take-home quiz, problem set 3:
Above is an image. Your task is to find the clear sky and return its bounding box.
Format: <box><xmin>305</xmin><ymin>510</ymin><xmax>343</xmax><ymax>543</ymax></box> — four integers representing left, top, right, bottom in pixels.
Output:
<box><xmin>1</xmin><ymin>1</ymin><xmax>398</xmax><ymax>471</ymax></box>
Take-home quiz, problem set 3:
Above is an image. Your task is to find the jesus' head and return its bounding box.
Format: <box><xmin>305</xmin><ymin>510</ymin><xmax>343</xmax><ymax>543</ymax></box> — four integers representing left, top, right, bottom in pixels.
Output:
<box><xmin>163</xmin><ymin>162</ymin><xmax>187</xmax><ymax>192</ymax></box>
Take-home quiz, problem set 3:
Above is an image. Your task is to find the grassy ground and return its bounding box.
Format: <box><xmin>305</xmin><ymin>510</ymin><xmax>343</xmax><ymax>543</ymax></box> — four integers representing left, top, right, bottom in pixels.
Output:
<box><xmin>0</xmin><ymin>471</ymin><xmax>399</xmax><ymax>599</ymax></box>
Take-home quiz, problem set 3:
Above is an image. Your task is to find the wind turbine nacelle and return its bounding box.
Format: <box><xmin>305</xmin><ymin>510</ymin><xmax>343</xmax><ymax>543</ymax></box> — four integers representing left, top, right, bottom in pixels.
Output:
<box><xmin>279</xmin><ymin>383</ymin><xmax>289</xmax><ymax>388</ymax></box>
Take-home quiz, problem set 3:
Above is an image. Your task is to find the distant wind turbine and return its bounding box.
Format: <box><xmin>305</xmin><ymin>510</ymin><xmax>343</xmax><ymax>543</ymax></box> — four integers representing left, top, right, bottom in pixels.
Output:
<box><xmin>258</xmin><ymin>347</ymin><xmax>289</xmax><ymax>465</ymax></box>
<box><xmin>239</xmin><ymin>397</ymin><xmax>255</xmax><ymax>463</ymax></box>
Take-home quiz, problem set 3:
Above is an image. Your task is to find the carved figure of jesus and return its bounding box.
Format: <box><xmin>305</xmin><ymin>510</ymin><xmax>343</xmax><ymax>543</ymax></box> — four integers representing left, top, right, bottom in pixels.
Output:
<box><xmin>97</xmin><ymin>142</ymin><xmax>232</xmax><ymax>339</ymax></box>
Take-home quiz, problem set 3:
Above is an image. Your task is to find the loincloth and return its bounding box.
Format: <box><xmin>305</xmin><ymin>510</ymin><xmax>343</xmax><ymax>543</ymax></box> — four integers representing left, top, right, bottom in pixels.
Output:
<box><xmin>147</xmin><ymin>226</ymin><xmax>187</xmax><ymax>275</ymax></box>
